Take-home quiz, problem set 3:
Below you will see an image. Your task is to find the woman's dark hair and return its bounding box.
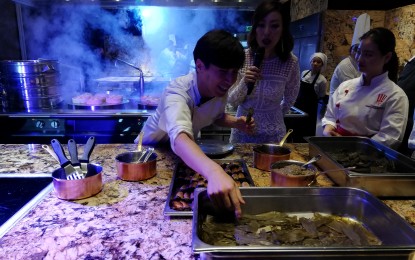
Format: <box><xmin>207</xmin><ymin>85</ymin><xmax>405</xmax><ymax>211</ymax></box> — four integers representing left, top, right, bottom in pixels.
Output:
<box><xmin>193</xmin><ymin>29</ymin><xmax>245</xmax><ymax>69</ymax></box>
<box><xmin>360</xmin><ymin>27</ymin><xmax>399</xmax><ymax>83</ymax></box>
<box><xmin>248</xmin><ymin>0</ymin><xmax>294</xmax><ymax>61</ymax></box>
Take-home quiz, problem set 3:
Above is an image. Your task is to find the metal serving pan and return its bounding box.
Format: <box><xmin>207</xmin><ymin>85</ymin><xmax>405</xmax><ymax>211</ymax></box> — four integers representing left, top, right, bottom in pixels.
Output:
<box><xmin>192</xmin><ymin>187</ymin><xmax>415</xmax><ymax>259</ymax></box>
<box><xmin>163</xmin><ymin>159</ymin><xmax>254</xmax><ymax>217</ymax></box>
<box><xmin>305</xmin><ymin>136</ymin><xmax>415</xmax><ymax>197</ymax></box>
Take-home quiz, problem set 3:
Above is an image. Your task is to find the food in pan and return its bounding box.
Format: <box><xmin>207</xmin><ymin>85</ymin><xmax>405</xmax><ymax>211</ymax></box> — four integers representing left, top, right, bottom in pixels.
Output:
<box><xmin>72</xmin><ymin>92</ymin><xmax>124</xmax><ymax>105</ymax></box>
<box><xmin>169</xmin><ymin>161</ymin><xmax>253</xmax><ymax>211</ymax></box>
<box><xmin>328</xmin><ymin>149</ymin><xmax>394</xmax><ymax>173</ymax></box>
<box><xmin>86</xmin><ymin>95</ymin><xmax>106</xmax><ymax>105</ymax></box>
<box><xmin>140</xmin><ymin>95</ymin><xmax>160</xmax><ymax>106</ymax></box>
<box><xmin>106</xmin><ymin>94</ymin><xmax>123</xmax><ymax>104</ymax></box>
<box><xmin>72</xmin><ymin>92</ymin><xmax>93</xmax><ymax>104</ymax></box>
<box><xmin>276</xmin><ymin>164</ymin><xmax>315</xmax><ymax>176</ymax></box>
<box><xmin>200</xmin><ymin>211</ymin><xmax>382</xmax><ymax>247</ymax></box>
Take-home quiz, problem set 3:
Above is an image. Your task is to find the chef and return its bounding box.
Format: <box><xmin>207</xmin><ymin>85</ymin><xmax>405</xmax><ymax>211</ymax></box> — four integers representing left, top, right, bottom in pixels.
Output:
<box><xmin>137</xmin><ymin>29</ymin><xmax>254</xmax><ymax>218</ymax></box>
<box><xmin>322</xmin><ymin>27</ymin><xmax>409</xmax><ymax>149</ymax></box>
<box><xmin>329</xmin><ymin>13</ymin><xmax>370</xmax><ymax>96</ymax></box>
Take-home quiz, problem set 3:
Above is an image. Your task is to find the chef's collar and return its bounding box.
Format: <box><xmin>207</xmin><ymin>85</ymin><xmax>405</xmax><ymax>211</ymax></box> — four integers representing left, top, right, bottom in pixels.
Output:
<box><xmin>359</xmin><ymin>71</ymin><xmax>389</xmax><ymax>87</ymax></box>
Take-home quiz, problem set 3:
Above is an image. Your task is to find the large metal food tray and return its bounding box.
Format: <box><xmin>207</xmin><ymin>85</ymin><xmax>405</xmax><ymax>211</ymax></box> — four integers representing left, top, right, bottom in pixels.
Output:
<box><xmin>192</xmin><ymin>187</ymin><xmax>415</xmax><ymax>259</ymax></box>
<box><xmin>163</xmin><ymin>159</ymin><xmax>255</xmax><ymax>217</ymax></box>
<box><xmin>305</xmin><ymin>136</ymin><xmax>415</xmax><ymax>197</ymax></box>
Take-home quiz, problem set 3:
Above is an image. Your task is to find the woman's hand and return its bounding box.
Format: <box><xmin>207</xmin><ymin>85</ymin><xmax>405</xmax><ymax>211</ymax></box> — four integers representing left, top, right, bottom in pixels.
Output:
<box><xmin>323</xmin><ymin>125</ymin><xmax>341</xmax><ymax>136</ymax></box>
<box><xmin>236</xmin><ymin>116</ymin><xmax>255</xmax><ymax>135</ymax></box>
<box><xmin>244</xmin><ymin>66</ymin><xmax>261</xmax><ymax>85</ymax></box>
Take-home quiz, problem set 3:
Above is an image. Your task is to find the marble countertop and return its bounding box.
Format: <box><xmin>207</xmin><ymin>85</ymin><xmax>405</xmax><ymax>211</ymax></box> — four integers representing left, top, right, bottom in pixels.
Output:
<box><xmin>0</xmin><ymin>143</ymin><xmax>414</xmax><ymax>259</ymax></box>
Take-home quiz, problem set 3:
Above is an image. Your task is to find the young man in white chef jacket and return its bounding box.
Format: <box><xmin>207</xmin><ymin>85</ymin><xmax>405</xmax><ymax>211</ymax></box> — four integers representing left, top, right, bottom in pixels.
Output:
<box><xmin>137</xmin><ymin>29</ymin><xmax>255</xmax><ymax>218</ymax></box>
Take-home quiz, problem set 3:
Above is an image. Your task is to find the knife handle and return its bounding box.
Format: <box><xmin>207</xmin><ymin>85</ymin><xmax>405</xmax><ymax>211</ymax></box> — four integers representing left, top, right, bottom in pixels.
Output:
<box><xmin>67</xmin><ymin>139</ymin><xmax>80</xmax><ymax>165</ymax></box>
<box><xmin>81</xmin><ymin>136</ymin><xmax>96</xmax><ymax>163</ymax></box>
<box><xmin>51</xmin><ymin>139</ymin><xmax>70</xmax><ymax>167</ymax></box>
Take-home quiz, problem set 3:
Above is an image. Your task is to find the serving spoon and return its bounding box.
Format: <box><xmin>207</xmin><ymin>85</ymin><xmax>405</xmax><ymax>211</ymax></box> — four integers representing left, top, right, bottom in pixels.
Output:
<box><xmin>301</xmin><ymin>154</ymin><xmax>322</xmax><ymax>168</ymax></box>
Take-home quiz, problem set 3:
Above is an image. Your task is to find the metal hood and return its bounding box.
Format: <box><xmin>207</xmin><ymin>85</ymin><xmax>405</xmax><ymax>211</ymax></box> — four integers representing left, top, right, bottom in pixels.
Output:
<box><xmin>12</xmin><ymin>0</ymin><xmax>264</xmax><ymax>10</ymax></box>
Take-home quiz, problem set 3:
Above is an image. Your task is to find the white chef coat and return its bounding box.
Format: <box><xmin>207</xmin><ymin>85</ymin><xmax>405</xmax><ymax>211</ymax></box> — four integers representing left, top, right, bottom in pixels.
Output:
<box><xmin>322</xmin><ymin>72</ymin><xmax>409</xmax><ymax>149</ymax></box>
<box><xmin>138</xmin><ymin>71</ymin><xmax>227</xmax><ymax>153</ymax></box>
<box><xmin>329</xmin><ymin>56</ymin><xmax>361</xmax><ymax>96</ymax></box>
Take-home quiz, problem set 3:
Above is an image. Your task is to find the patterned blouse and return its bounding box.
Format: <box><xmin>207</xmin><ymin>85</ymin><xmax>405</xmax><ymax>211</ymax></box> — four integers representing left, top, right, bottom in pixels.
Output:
<box><xmin>227</xmin><ymin>48</ymin><xmax>300</xmax><ymax>143</ymax></box>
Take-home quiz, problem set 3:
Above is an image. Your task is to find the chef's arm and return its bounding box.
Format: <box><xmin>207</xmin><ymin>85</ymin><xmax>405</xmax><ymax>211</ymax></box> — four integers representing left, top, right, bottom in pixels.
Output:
<box><xmin>173</xmin><ymin>132</ymin><xmax>245</xmax><ymax>218</ymax></box>
<box><xmin>214</xmin><ymin>113</ymin><xmax>255</xmax><ymax>134</ymax></box>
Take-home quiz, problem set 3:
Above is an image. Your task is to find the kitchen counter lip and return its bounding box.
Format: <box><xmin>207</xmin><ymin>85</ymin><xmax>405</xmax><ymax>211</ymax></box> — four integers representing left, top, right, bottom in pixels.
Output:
<box><xmin>0</xmin><ymin>173</ymin><xmax>53</xmax><ymax>239</ymax></box>
<box><xmin>0</xmin><ymin>106</ymin><xmax>307</xmax><ymax>118</ymax></box>
<box><xmin>0</xmin><ymin>109</ymin><xmax>156</xmax><ymax>118</ymax></box>
<box><xmin>0</xmin><ymin>143</ymin><xmax>412</xmax><ymax>259</ymax></box>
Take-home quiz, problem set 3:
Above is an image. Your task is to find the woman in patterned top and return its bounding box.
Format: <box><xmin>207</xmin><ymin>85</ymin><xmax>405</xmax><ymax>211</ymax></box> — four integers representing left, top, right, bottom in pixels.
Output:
<box><xmin>227</xmin><ymin>0</ymin><xmax>300</xmax><ymax>143</ymax></box>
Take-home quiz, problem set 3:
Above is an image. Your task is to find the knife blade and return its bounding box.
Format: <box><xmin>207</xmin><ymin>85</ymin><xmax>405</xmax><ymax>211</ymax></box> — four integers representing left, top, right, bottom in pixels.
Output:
<box><xmin>50</xmin><ymin>139</ymin><xmax>77</xmax><ymax>178</ymax></box>
<box><xmin>80</xmin><ymin>136</ymin><xmax>96</xmax><ymax>171</ymax></box>
<box><xmin>67</xmin><ymin>139</ymin><xmax>83</xmax><ymax>176</ymax></box>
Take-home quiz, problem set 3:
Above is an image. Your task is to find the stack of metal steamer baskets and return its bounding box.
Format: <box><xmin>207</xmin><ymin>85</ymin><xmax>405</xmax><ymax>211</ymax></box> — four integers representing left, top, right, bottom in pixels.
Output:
<box><xmin>0</xmin><ymin>59</ymin><xmax>62</xmax><ymax>111</ymax></box>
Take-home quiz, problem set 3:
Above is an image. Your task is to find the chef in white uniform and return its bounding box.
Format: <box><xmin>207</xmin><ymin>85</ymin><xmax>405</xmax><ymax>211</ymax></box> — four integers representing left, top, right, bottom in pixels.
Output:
<box><xmin>322</xmin><ymin>27</ymin><xmax>409</xmax><ymax>149</ymax></box>
<box><xmin>138</xmin><ymin>30</ymin><xmax>254</xmax><ymax>218</ymax></box>
<box><xmin>329</xmin><ymin>13</ymin><xmax>370</xmax><ymax>96</ymax></box>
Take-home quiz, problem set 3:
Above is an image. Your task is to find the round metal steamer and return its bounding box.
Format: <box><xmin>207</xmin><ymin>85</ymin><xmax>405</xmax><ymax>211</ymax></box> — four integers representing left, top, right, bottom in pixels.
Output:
<box><xmin>115</xmin><ymin>151</ymin><xmax>157</xmax><ymax>181</ymax></box>
<box><xmin>0</xmin><ymin>60</ymin><xmax>62</xmax><ymax>110</ymax></box>
<box><xmin>270</xmin><ymin>160</ymin><xmax>317</xmax><ymax>187</ymax></box>
<box><xmin>52</xmin><ymin>164</ymin><xmax>103</xmax><ymax>200</ymax></box>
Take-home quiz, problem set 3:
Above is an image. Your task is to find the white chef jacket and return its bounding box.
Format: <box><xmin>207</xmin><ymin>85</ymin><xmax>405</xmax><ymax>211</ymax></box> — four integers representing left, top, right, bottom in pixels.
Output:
<box><xmin>329</xmin><ymin>56</ymin><xmax>361</xmax><ymax>95</ymax></box>
<box><xmin>138</xmin><ymin>71</ymin><xmax>227</xmax><ymax>153</ymax></box>
<box><xmin>322</xmin><ymin>72</ymin><xmax>409</xmax><ymax>149</ymax></box>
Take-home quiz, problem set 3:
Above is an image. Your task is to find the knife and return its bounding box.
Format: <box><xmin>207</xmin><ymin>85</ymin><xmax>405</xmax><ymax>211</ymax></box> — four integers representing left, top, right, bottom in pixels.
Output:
<box><xmin>67</xmin><ymin>139</ymin><xmax>83</xmax><ymax>176</ymax></box>
<box><xmin>80</xmin><ymin>136</ymin><xmax>96</xmax><ymax>171</ymax></box>
<box><xmin>50</xmin><ymin>139</ymin><xmax>77</xmax><ymax>178</ymax></box>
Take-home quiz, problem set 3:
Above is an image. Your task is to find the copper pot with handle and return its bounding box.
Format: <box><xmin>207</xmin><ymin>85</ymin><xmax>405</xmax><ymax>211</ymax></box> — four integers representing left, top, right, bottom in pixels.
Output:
<box><xmin>253</xmin><ymin>129</ymin><xmax>293</xmax><ymax>171</ymax></box>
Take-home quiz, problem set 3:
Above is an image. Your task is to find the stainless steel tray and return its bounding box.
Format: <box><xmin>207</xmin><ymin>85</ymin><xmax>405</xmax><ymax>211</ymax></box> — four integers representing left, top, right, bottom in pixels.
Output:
<box><xmin>192</xmin><ymin>187</ymin><xmax>415</xmax><ymax>259</ymax></box>
<box><xmin>163</xmin><ymin>159</ymin><xmax>255</xmax><ymax>217</ymax></box>
<box><xmin>305</xmin><ymin>136</ymin><xmax>415</xmax><ymax>197</ymax></box>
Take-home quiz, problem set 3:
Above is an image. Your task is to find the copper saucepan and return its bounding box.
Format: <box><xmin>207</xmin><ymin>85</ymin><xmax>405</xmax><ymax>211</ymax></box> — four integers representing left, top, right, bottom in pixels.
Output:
<box><xmin>270</xmin><ymin>160</ymin><xmax>317</xmax><ymax>187</ymax></box>
<box><xmin>52</xmin><ymin>163</ymin><xmax>103</xmax><ymax>200</ymax></box>
<box><xmin>253</xmin><ymin>129</ymin><xmax>293</xmax><ymax>171</ymax></box>
<box><xmin>115</xmin><ymin>150</ymin><xmax>157</xmax><ymax>181</ymax></box>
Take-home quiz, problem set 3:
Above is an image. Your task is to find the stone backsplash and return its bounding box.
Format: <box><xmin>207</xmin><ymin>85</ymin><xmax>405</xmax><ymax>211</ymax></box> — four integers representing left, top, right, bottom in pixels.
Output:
<box><xmin>291</xmin><ymin>1</ymin><xmax>415</xmax><ymax>81</ymax></box>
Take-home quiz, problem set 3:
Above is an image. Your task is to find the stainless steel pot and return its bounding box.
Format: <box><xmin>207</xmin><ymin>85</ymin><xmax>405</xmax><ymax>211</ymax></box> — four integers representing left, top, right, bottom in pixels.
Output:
<box><xmin>0</xmin><ymin>59</ymin><xmax>62</xmax><ymax>110</ymax></box>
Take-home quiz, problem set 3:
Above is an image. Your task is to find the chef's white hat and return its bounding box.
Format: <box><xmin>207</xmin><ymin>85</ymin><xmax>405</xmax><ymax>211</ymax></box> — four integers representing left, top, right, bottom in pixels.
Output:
<box><xmin>310</xmin><ymin>52</ymin><xmax>328</xmax><ymax>72</ymax></box>
<box><xmin>352</xmin><ymin>13</ymin><xmax>371</xmax><ymax>46</ymax></box>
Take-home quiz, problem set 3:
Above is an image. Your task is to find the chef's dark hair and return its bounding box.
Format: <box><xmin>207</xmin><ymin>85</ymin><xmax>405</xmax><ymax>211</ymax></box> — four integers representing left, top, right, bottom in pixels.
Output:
<box><xmin>248</xmin><ymin>0</ymin><xmax>293</xmax><ymax>62</ymax></box>
<box><xmin>360</xmin><ymin>27</ymin><xmax>399</xmax><ymax>83</ymax></box>
<box><xmin>193</xmin><ymin>29</ymin><xmax>245</xmax><ymax>69</ymax></box>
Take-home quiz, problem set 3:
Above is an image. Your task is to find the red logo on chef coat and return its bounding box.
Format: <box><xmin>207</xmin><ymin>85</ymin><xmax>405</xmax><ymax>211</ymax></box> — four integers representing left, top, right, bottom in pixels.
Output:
<box><xmin>376</xmin><ymin>93</ymin><xmax>387</xmax><ymax>105</ymax></box>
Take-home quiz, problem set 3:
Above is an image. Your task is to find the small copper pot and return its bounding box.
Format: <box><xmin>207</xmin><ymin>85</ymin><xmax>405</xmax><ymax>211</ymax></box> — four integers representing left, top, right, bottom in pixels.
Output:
<box><xmin>116</xmin><ymin>151</ymin><xmax>157</xmax><ymax>181</ymax></box>
<box><xmin>52</xmin><ymin>164</ymin><xmax>103</xmax><ymax>200</ymax></box>
<box><xmin>253</xmin><ymin>144</ymin><xmax>291</xmax><ymax>171</ymax></box>
<box><xmin>270</xmin><ymin>160</ymin><xmax>317</xmax><ymax>187</ymax></box>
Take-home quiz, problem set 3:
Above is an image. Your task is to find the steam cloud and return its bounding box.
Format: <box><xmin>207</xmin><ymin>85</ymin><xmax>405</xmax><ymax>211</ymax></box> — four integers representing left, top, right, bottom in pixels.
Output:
<box><xmin>21</xmin><ymin>4</ymin><xmax>251</xmax><ymax>99</ymax></box>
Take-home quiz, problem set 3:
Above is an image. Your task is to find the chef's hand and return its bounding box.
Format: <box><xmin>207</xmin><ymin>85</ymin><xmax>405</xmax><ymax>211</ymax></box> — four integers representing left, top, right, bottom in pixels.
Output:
<box><xmin>205</xmin><ymin>166</ymin><xmax>245</xmax><ymax>219</ymax></box>
<box><xmin>323</xmin><ymin>125</ymin><xmax>341</xmax><ymax>137</ymax></box>
<box><xmin>235</xmin><ymin>116</ymin><xmax>255</xmax><ymax>135</ymax></box>
<box><xmin>244</xmin><ymin>66</ymin><xmax>261</xmax><ymax>86</ymax></box>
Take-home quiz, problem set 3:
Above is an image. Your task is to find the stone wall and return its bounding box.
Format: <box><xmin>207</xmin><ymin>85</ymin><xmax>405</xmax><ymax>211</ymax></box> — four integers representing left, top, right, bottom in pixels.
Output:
<box><xmin>321</xmin><ymin>4</ymin><xmax>415</xmax><ymax>81</ymax></box>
